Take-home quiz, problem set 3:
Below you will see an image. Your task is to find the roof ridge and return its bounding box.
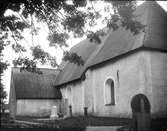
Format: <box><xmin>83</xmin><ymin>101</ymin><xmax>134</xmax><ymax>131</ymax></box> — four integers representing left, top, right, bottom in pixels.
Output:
<box><xmin>12</xmin><ymin>67</ymin><xmax>60</xmax><ymax>71</ymax></box>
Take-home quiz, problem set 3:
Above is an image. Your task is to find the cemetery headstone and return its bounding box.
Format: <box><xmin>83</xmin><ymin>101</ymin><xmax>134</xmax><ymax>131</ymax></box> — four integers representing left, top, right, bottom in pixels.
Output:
<box><xmin>50</xmin><ymin>106</ymin><xmax>58</xmax><ymax>120</ymax></box>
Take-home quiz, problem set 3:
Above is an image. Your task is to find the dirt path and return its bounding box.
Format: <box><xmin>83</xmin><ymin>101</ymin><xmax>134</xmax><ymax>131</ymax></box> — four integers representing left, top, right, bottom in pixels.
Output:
<box><xmin>86</xmin><ymin>126</ymin><xmax>123</xmax><ymax>131</ymax></box>
<box><xmin>14</xmin><ymin>120</ymin><xmax>43</xmax><ymax>126</ymax></box>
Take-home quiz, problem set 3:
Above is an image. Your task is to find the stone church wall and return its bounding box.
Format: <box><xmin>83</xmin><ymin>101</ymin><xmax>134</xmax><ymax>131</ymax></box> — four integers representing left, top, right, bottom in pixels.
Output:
<box><xmin>60</xmin><ymin>50</ymin><xmax>167</xmax><ymax>118</ymax></box>
<box><xmin>150</xmin><ymin>51</ymin><xmax>167</xmax><ymax>118</ymax></box>
<box><xmin>90</xmin><ymin>50</ymin><xmax>153</xmax><ymax>118</ymax></box>
<box><xmin>60</xmin><ymin>81</ymin><xmax>84</xmax><ymax>116</ymax></box>
<box><xmin>16</xmin><ymin>99</ymin><xmax>60</xmax><ymax>117</ymax></box>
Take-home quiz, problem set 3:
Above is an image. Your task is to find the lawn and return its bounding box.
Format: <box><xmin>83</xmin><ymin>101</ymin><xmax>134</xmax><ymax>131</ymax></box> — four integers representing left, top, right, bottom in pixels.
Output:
<box><xmin>1</xmin><ymin>113</ymin><xmax>33</xmax><ymax>128</ymax></box>
<box><xmin>15</xmin><ymin>115</ymin><xmax>167</xmax><ymax>131</ymax></box>
<box><xmin>1</xmin><ymin>113</ymin><xmax>167</xmax><ymax>131</ymax></box>
<box><xmin>15</xmin><ymin>116</ymin><xmax>132</xmax><ymax>128</ymax></box>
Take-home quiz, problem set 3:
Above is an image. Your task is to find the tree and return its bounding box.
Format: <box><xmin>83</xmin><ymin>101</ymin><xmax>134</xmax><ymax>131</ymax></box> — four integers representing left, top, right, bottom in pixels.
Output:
<box><xmin>0</xmin><ymin>0</ymin><xmax>144</xmax><ymax>101</ymax></box>
<box><xmin>0</xmin><ymin>36</ymin><xmax>8</xmax><ymax>111</ymax></box>
<box><xmin>0</xmin><ymin>55</ymin><xmax>8</xmax><ymax>112</ymax></box>
<box><xmin>0</xmin><ymin>77</ymin><xmax>7</xmax><ymax>113</ymax></box>
<box><xmin>0</xmin><ymin>0</ymin><xmax>144</xmax><ymax>67</ymax></box>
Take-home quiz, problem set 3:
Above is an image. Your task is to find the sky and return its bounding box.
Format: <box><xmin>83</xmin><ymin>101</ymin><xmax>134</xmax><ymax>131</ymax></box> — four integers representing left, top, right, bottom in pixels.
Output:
<box><xmin>2</xmin><ymin>1</ymin><xmax>167</xmax><ymax>103</ymax></box>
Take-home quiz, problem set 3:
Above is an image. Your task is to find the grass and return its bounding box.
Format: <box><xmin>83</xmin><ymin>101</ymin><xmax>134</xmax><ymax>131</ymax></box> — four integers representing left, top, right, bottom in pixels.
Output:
<box><xmin>2</xmin><ymin>113</ymin><xmax>167</xmax><ymax>131</ymax></box>
<box><xmin>1</xmin><ymin>113</ymin><xmax>33</xmax><ymax>128</ymax></box>
<box><xmin>15</xmin><ymin>115</ymin><xmax>167</xmax><ymax>131</ymax></box>
<box><xmin>15</xmin><ymin>115</ymin><xmax>131</xmax><ymax>128</ymax></box>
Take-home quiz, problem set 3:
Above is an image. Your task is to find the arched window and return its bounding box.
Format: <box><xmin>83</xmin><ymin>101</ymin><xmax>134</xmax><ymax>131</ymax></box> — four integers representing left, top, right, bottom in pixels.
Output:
<box><xmin>104</xmin><ymin>79</ymin><xmax>115</xmax><ymax>105</ymax></box>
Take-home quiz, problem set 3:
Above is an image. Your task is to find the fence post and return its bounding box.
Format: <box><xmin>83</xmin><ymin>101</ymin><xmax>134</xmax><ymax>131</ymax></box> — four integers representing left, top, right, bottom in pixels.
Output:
<box><xmin>69</xmin><ymin>105</ymin><xmax>72</xmax><ymax>117</ymax></box>
<box><xmin>84</xmin><ymin>107</ymin><xmax>88</xmax><ymax>116</ymax></box>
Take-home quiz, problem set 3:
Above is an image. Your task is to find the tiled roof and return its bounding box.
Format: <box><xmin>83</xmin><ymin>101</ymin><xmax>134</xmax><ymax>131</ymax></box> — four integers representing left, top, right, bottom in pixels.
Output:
<box><xmin>11</xmin><ymin>67</ymin><xmax>62</xmax><ymax>99</ymax></box>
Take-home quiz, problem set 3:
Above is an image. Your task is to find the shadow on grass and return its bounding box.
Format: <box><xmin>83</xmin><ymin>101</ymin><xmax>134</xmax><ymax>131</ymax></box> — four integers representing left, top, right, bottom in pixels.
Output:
<box><xmin>117</xmin><ymin>118</ymin><xmax>167</xmax><ymax>131</ymax></box>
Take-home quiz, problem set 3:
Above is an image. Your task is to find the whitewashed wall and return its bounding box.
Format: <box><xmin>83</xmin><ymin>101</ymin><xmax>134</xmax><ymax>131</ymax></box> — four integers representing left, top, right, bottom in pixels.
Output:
<box><xmin>90</xmin><ymin>50</ymin><xmax>153</xmax><ymax>118</ymax></box>
<box><xmin>150</xmin><ymin>51</ymin><xmax>167</xmax><ymax>118</ymax></box>
<box><xmin>60</xmin><ymin>82</ymin><xmax>84</xmax><ymax>116</ymax></box>
<box><xmin>9</xmin><ymin>77</ymin><xmax>17</xmax><ymax>118</ymax></box>
<box><xmin>16</xmin><ymin>99</ymin><xmax>60</xmax><ymax>117</ymax></box>
<box><xmin>60</xmin><ymin>50</ymin><xmax>167</xmax><ymax>118</ymax></box>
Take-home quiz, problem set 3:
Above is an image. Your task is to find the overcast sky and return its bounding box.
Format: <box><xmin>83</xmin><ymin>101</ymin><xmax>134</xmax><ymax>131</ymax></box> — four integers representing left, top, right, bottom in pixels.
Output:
<box><xmin>2</xmin><ymin>1</ymin><xmax>167</xmax><ymax>102</ymax></box>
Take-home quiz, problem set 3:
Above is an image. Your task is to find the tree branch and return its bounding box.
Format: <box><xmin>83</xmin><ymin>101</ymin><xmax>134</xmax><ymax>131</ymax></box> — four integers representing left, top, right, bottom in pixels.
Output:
<box><xmin>42</xmin><ymin>4</ymin><xmax>65</xmax><ymax>21</ymax></box>
<box><xmin>31</xmin><ymin>14</ymin><xmax>34</xmax><ymax>47</ymax></box>
<box><xmin>8</xmin><ymin>27</ymin><xmax>18</xmax><ymax>45</ymax></box>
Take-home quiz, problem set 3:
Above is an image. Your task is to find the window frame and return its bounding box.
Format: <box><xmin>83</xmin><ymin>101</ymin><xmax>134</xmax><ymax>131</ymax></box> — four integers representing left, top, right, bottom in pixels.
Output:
<box><xmin>104</xmin><ymin>77</ymin><xmax>116</xmax><ymax>106</ymax></box>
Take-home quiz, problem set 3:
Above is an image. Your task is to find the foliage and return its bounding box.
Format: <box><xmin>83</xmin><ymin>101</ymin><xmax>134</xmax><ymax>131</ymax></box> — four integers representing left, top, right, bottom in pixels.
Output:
<box><xmin>0</xmin><ymin>75</ymin><xmax>7</xmax><ymax>110</ymax></box>
<box><xmin>0</xmin><ymin>59</ymin><xmax>8</xmax><ymax>111</ymax></box>
<box><xmin>0</xmin><ymin>34</ymin><xmax>8</xmax><ymax>109</ymax></box>
<box><xmin>63</xmin><ymin>52</ymin><xmax>84</xmax><ymax>66</ymax></box>
<box><xmin>12</xmin><ymin>57</ymin><xmax>42</xmax><ymax>74</ymax></box>
<box><xmin>0</xmin><ymin>0</ymin><xmax>144</xmax><ymax>70</ymax></box>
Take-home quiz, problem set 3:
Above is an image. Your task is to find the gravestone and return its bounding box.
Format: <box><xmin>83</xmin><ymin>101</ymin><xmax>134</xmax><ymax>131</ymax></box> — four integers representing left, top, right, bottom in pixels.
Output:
<box><xmin>131</xmin><ymin>94</ymin><xmax>151</xmax><ymax>131</ymax></box>
<box><xmin>50</xmin><ymin>106</ymin><xmax>58</xmax><ymax>120</ymax></box>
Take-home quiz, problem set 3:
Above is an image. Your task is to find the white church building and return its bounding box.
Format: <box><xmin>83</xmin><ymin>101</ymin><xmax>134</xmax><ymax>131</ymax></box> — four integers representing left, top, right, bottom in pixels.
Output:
<box><xmin>9</xmin><ymin>1</ymin><xmax>167</xmax><ymax>118</ymax></box>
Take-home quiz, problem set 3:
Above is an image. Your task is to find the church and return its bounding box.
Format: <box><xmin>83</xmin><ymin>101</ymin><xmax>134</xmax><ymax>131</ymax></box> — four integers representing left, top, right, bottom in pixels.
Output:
<box><xmin>55</xmin><ymin>1</ymin><xmax>167</xmax><ymax>118</ymax></box>
<box><xmin>9</xmin><ymin>1</ymin><xmax>167</xmax><ymax>118</ymax></box>
<box><xmin>9</xmin><ymin>68</ymin><xmax>62</xmax><ymax>118</ymax></box>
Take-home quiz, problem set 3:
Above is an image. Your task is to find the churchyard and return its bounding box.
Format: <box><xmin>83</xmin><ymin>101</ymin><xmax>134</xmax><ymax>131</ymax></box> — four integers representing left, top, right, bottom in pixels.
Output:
<box><xmin>1</xmin><ymin>112</ymin><xmax>167</xmax><ymax>131</ymax></box>
<box><xmin>1</xmin><ymin>1</ymin><xmax>167</xmax><ymax>131</ymax></box>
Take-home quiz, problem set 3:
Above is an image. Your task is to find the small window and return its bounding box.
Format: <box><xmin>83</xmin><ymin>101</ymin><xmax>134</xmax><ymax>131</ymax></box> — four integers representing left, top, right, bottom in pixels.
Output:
<box><xmin>104</xmin><ymin>79</ymin><xmax>115</xmax><ymax>105</ymax></box>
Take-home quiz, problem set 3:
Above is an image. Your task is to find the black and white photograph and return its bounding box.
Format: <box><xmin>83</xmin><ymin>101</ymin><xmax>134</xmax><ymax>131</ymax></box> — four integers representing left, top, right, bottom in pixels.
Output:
<box><xmin>1</xmin><ymin>1</ymin><xmax>167</xmax><ymax>131</ymax></box>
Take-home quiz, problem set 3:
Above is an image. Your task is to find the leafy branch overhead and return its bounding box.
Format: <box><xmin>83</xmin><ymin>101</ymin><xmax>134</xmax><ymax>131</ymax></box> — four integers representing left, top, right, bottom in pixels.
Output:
<box><xmin>0</xmin><ymin>0</ymin><xmax>145</xmax><ymax>72</ymax></box>
<box><xmin>63</xmin><ymin>52</ymin><xmax>84</xmax><ymax>66</ymax></box>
